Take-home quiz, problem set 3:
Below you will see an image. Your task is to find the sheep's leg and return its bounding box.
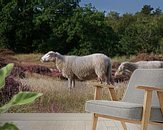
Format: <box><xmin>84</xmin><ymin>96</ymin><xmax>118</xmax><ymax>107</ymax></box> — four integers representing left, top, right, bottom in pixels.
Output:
<box><xmin>95</xmin><ymin>68</ymin><xmax>103</xmax><ymax>84</ymax></box>
<box><xmin>72</xmin><ymin>79</ymin><xmax>75</xmax><ymax>88</ymax></box>
<box><xmin>102</xmin><ymin>74</ymin><xmax>111</xmax><ymax>85</ymax></box>
<box><xmin>105</xmin><ymin>72</ymin><xmax>112</xmax><ymax>85</ymax></box>
<box><xmin>106</xmin><ymin>65</ymin><xmax>114</xmax><ymax>85</ymax></box>
<box><xmin>109</xmin><ymin>72</ymin><xmax>114</xmax><ymax>85</ymax></box>
<box><xmin>104</xmin><ymin>75</ymin><xmax>109</xmax><ymax>85</ymax></box>
<box><xmin>97</xmin><ymin>76</ymin><xmax>103</xmax><ymax>84</ymax></box>
<box><xmin>68</xmin><ymin>78</ymin><xmax>72</xmax><ymax>89</ymax></box>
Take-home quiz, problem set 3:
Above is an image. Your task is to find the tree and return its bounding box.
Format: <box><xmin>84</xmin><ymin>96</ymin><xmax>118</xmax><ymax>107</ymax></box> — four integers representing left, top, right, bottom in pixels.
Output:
<box><xmin>0</xmin><ymin>0</ymin><xmax>81</xmax><ymax>53</ymax></box>
<box><xmin>0</xmin><ymin>2</ymin><xmax>163</xmax><ymax>57</ymax></box>
<box><xmin>140</xmin><ymin>5</ymin><xmax>153</xmax><ymax>15</ymax></box>
<box><xmin>119</xmin><ymin>17</ymin><xmax>161</xmax><ymax>55</ymax></box>
<box><xmin>153</xmin><ymin>8</ymin><xmax>162</xmax><ymax>15</ymax></box>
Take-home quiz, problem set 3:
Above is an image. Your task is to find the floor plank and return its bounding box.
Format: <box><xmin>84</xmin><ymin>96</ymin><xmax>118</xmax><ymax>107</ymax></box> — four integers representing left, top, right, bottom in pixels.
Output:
<box><xmin>0</xmin><ymin>113</ymin><xmax>139</xmax><ymax>130</ymax></box>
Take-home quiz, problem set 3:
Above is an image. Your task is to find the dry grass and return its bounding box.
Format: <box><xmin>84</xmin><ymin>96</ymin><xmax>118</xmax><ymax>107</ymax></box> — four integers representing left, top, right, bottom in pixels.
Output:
<box><xmin>13</xmin><ymin>53</ymin><xmax>42</xmax><ymax>63</ymax></box>
<box><xmin>13</xmin><ymin>53</ymin><xmax>54</xmax><ymax>67</ymax></box>
<box><xmin>8</xmin><ymin>73</ymin><xmax>128</xmax><ymax>113</ymax></box>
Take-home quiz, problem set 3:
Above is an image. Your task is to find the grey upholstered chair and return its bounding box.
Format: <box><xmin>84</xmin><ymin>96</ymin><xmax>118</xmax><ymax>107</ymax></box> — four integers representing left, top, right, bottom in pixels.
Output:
<box><xmin>85</xmin><ymin>69</ymin><xmax>163</xmax><ymax>130</ymax></box>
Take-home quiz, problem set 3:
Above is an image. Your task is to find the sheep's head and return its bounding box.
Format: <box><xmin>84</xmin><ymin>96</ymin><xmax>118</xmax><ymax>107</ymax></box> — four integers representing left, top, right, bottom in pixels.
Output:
<box><xmin>115</xmin><ymin>62</ymin><xmax>131</xmax><ymax>76</ymax></box>
<box><xmin>41</xmin><ymin>51</ymin><xmax>57</xmax><ymax>62</ymax></box>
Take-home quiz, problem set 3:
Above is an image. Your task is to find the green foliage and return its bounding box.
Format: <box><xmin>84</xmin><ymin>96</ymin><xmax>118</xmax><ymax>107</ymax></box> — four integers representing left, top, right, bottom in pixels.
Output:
<box><xmin>0</xmin><ymin>92</ymin><xmax>43</xmax><ymax>113</ymax></box>
<box><xmin>0</xmin><ymin>123</ymin><xmax>19</xmax><ymax>130</ymax></box>
<box><xmin>0</xmin><ymin>64</ymin><xmax>43</xmax><ymax>130</ymax></box>
<box><xmin>119</xmin><ymin>17</ymin><xmax>161</xmax><ymax>55</ymax></box>
<box><xmin>159</xmin><ymin>38</ymin><xmax>163</xmax><ymax>54</ymax></box>
<box><xmin>63</xmin><ymin>5</ymin><xmax>118</xmax><ymax>56</ymax></box>
<box><xmin>0</xmin><ymin>2</ymin><xmax>163</xmax><ymax>56</ymax></box>
<box><xmin>106</xmin><ymin>5</ymin><xmax>163</xmax><ymax>56</ymax></box>
<box><xmin>140</xmin><ymin>5</ymin><xmax>154</xmax><ymax>15</ymax></box>
<box><xmin>0</xmin><ymin>63</ymin><xmax>14</xmax><ymax>89</ymax></box>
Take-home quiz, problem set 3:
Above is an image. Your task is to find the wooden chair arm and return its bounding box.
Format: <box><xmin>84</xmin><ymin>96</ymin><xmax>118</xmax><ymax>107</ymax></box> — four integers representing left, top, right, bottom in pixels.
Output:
<box><xmin>91</xmin><ymin>82</ymin><xmax>117</xmax><ymax>101</ymax></box>
<box><xmin>137</xmin><ymin>86</ymin><xmax>163</xmax><ymax>92</ymax></box>
<box><xmin>91</xmin><ymin>82</ymin><xmax>115</xmax><ymax>89</ymax></box>
<box><xmin>94</xmin><ymin>85</ymin><xmax>102</xmax><ymax>100</ymax></box>
<box><xmin>137</xmin><ymin>85</ymin><xmax>163</xmax><ymax>116</ymax></box>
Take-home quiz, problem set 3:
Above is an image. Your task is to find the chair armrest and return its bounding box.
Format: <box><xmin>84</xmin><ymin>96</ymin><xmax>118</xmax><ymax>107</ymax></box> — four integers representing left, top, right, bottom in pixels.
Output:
<box><xmin>136</xmin><ymin>85</ymin><xmax>163</xmax><ymax>124</ymax></box>
<box><xmin>137</xmin><ymin>85</ymin><xmax>163</xmax><ymax>123</ymax></box>
<box><xmin>94</xmin><ymin>85</ymin><xmax>102</xmax><ymax>100</ymax></box>
<box><xmin>91</xmin><ymin>82</ymin><xmax>115</xmax><ymax>89</ymax></box>
<box><xmin>91</xmin><ymin>82</ymin><xmax>117</xmax><ymax>101</ymax></box>
<box><xmin>137</xmin><ymin>86</ymin><xmax>163</xmax><ymax>92</ymax></box>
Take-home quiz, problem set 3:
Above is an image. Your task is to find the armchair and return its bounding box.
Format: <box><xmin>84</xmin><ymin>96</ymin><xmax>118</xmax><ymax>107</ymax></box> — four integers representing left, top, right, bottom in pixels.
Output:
<box><xmin>85</xmin><ymin>69</ymin><xmax>163</xmax><ymax>130</ymax></box>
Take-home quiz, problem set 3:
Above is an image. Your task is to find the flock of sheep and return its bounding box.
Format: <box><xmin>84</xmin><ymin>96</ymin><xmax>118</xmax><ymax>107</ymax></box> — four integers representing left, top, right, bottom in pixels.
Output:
<box><xmin>41</xmin><ymin>51</ymin><xmax>163</xmax><ymax>89</ymax></box>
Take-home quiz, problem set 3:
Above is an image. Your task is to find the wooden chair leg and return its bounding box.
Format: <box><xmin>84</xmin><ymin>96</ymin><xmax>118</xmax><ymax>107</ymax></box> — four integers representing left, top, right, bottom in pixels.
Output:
<box><xmin>92</xmin><ymin>113</ymin><xmax>98</xmax><ymax>130</ymax></box>
<box><xmin>157</xmin><ymin>91</ymin><xmax>163</xmax><ymax>114</ymax></box>
<box><xmin>141</xmin><ymin>90</ymin><xmax>152</xmax><ymax>130</ymax></box>
<box><xmin>121</xmin><ymin>121</ymin><xmax>127</xmax><ymax>130</ymax></box>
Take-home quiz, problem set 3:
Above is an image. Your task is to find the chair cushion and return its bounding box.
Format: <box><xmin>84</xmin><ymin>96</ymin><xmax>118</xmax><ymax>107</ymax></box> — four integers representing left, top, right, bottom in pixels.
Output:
<box><xmin>85</xmin><ymin>100</ymin><xmax>163</xmax><ymax>122</ymax></box>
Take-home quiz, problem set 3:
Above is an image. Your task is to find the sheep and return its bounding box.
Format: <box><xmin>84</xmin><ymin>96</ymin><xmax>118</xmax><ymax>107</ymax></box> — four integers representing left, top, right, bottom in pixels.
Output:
<box><xmin>41</xmin><ymin>51</ymin><xmax>113</xmax><ymax>89</ymax></box>
<box><xmin>115</xmin><ymin>61</ymin><xmax>163</xmax><ymax>76</ymax></box>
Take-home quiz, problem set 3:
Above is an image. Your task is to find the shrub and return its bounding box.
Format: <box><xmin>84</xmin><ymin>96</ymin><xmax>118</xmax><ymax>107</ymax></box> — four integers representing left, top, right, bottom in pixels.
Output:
<box><xmin>0</xmin><ymin>63</ymin><xmax>43</xmax><ymax>130</ymax></box>
<box><xmin>0</xmin><ymin>76</ymin><xmax>30</xmax><ymax>106</ymax></box>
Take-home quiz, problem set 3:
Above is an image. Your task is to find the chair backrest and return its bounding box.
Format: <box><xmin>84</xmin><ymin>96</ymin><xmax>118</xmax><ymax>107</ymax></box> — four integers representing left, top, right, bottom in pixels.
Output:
<box><xmin>122</xmin><ymin>69</ymin><xmax>163</xmax><ymax>107</ymax></box>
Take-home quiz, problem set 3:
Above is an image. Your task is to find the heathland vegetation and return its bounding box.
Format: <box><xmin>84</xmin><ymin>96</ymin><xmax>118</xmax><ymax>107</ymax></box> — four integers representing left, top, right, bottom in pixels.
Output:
<box><xmin>1</xmin><ymin>51</ymin><xmax>163</xmax><ymax>113</ymax></box>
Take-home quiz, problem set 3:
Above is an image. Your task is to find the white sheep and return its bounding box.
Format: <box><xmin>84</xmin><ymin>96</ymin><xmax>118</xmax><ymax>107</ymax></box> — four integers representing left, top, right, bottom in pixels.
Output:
<box><xmin>115</xmin><ymin>61</ymin><xmax>163</xmax><ymax>76</ymax></box>
<box><xmin>41</xmin><ymin>51</ymin><xmax>113</xmax><ymax>89</ymax></box>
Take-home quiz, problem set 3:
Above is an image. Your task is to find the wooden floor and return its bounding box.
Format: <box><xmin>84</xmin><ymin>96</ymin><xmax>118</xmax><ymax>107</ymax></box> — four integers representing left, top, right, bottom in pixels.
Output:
<box><xmin>0</xmin><ymin>113</ymin><xmax>140</xmax><ymax>130</ymax></box>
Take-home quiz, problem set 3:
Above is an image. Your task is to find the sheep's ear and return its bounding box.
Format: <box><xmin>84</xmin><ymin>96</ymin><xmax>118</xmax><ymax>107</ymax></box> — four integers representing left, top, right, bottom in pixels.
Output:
<box><xmin>48</xmin><ymin>52</ymin><xmax>56</xmax><ymax>57</ymax></box>
<box><xmin>54</xmin><ymin>52</ymin><xmax>61</xmax><ymax>57</ymax></box>
<box><xmin>53</xmin><ymin>52</ymin><xmax>63</xmax><ymax>59</ymax></box>
<box><xmin>54</xmin><ymin>52</ymin><xmax>58</xmax><ymax>57</ymax></box>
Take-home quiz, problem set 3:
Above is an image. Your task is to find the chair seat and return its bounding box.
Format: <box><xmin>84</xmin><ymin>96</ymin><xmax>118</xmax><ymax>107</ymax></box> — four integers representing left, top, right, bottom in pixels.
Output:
<box><xmin>85</xmin><ymin>100</ymin><xmax>163</xmax><ymax>122</ymax></box>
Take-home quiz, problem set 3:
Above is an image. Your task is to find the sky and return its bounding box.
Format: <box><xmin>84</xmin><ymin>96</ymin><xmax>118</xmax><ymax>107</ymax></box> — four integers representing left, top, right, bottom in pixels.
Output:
<box><xmin>80</xmin><ymin>0</ymin><xmax>163</xmax><ymax>15</ymax></box>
